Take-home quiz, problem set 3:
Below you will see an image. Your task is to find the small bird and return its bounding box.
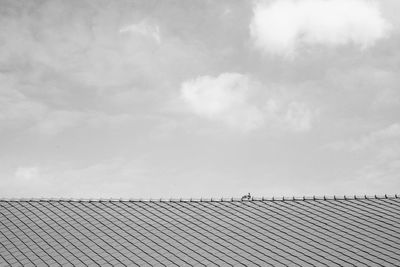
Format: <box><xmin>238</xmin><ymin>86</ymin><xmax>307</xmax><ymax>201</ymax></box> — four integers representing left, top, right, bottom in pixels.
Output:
<box><xmin>241</xmin><ymin>193</ymin><xmax>251</xmax><ymax>201</ymax></box>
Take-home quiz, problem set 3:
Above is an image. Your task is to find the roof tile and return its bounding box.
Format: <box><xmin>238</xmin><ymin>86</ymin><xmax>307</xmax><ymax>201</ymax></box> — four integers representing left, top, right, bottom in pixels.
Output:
<box><xmin>1</xmin><ymin>196</ymin><xmax>400</xmax><ymax>266</ymax></box>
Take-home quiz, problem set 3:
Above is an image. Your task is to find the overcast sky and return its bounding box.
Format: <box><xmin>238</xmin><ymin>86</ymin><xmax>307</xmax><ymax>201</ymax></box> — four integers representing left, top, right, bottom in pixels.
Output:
<box><xmin>1</xmin><ymin>0</ymin><xmax>399</xmax><ymax>198</ymax></box>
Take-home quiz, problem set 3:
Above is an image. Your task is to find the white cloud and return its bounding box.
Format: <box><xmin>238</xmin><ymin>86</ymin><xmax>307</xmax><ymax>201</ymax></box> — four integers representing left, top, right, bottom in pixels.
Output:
<box><xmin>180</xmin><ymin>73</ymin><xmax>315</xmax><ymax>132</ymax></box>
<box><xmin>119</xmin><ymin>21</ymin><xmax>161</xmax><ymax>44</ymax></box>
<box><xmin>181</xmin><ymin>73</ymin><xmax>264</xmax><ymax>131</ymax></box>
<box><xmin>328</xmin><ymin>123</ymin><xmax>400</xmax><ymax>151</ymax></box>
<box><xmin>181</xmin><ymin>73</ymin><xmax>250</xmax><ymax>116</ymax></box>
<box><xmin>250</xmin><ymin>0</ymin><xmax>391</xmax><ymax>57</ymax></box>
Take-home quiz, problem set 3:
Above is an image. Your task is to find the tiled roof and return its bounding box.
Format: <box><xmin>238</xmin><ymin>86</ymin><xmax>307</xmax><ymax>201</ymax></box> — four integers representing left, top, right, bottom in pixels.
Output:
<box><xmin>1</xmin><ymin>195</ymin><xmax>400</xmax><ymax>266</ymax></box>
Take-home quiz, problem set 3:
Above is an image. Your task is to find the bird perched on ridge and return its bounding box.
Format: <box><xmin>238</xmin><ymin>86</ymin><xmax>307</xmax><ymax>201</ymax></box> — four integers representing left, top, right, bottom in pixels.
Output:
<box><xmin>241</xmin><ymin>193</ymin><xmax>251</xmax><ymax>201</ymax></box>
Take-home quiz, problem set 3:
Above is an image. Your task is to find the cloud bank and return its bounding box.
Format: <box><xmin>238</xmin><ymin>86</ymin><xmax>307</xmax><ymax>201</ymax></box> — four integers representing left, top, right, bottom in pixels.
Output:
<box><xmin>250</xmin><ymin>0</ymin><xmax>391</xmax><ymax>57</ymax></box>
<box><xmin>180</xmin><ymin>73</ymin><xmax>315</xmax><ymax>132</ymax></box>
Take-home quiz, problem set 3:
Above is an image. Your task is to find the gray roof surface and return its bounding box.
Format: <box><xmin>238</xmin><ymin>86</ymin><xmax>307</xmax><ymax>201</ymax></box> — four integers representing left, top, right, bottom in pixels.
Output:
<box><xmin>0</xmin><ymin>195</ymin><xmax>400</xmax><ymax>266</ymax></box>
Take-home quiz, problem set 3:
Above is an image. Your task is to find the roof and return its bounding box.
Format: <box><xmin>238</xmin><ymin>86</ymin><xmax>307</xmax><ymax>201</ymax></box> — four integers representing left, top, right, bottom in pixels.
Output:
<box><xmin>1</xmin><ymin>195</ymin><xmax>400</xmax><ymax>266</ymax></box>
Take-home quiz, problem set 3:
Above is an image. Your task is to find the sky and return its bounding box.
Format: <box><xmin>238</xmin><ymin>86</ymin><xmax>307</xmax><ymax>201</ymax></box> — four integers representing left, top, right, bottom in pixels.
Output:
<box><xmin>0</xmin><ymin>0</ymin><xmax>399</xmax><ymax>198</ymax></box>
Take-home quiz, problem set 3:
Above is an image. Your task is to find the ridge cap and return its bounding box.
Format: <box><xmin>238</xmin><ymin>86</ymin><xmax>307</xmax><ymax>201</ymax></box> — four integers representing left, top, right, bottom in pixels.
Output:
<box><xmin>0</xmin><ymin>194</ymin><xmax>398</xmax><ymax>202</ymax></box>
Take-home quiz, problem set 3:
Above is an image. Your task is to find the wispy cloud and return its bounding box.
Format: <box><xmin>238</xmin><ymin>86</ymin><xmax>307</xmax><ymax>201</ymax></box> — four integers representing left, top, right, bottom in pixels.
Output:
<box><xmin>29</xmin><ymin>110</ymin><xmax>133</xmax><ymax>136</ymax></box>
<box><xmin>325</xmin><ymin>123</ymin><xmax>400</xmax><ymax>193</ymax></box>
<box><xmin>180</xmin><ymin>73</ymin><xmax>316</xmax><ymax>132</ymax></box>
<box><xmin>119</xmin><ymin>21</ymin><xmax>161</xmax><ymax>44</ymax></box>
<box><xmin>15</xmin><ymin>166</ymin><xmax>39</xmax><ymax>181</ymax></box>
<box><xmin>4</xmin><ymin>159</ymin><xmax>157</xmax><ymax>198</ymax></box>
<box><xmin>327</xmin><ymin>123</ymin><xmax>400</xmax><ymax>151</ymax></box>
<box><xmin>0</xmin><ymin>84</ymin><xmax>133</xmax><ymax>135</ymax></box>
<box><xmin>282</xmin><ymin>102</ymin><xmax>314</xmax><ymax>132</ymax></box>
<box><xmin>250</xmin><ymin>0</ymin><xmax>391</xmax><ymax>57</ymax></box>
<box><xmin>0</xmin><ymin>85</ymin><xmax>47</xmax><ymax>132</ymax></box>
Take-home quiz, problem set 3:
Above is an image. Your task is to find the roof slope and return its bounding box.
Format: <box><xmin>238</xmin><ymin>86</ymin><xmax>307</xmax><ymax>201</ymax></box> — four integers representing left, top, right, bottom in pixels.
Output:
<box><xmin>1</xmin><ymin>195</ymin><xmax>400</xmax><ymax>266</ymax></box>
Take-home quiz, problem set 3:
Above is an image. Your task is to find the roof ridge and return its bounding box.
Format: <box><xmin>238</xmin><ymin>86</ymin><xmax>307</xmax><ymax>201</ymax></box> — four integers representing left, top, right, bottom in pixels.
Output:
<box><xmin>0</xmin><ymin>194</ymin><xmax>398</xmax><ymax>202</ymax></box>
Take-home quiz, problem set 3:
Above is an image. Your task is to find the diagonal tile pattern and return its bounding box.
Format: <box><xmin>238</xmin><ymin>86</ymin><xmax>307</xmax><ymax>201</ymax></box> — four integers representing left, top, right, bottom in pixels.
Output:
<box><xmin>1</xmin><ymin>195</ymin><xmax>400</xmax><ymax>266</ymax></box>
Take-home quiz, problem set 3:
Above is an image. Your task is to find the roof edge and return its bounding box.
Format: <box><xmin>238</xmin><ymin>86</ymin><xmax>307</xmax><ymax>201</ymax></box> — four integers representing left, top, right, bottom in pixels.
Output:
<box><xmin>0</xmin><ymin>194</ymin><xmax>398</xmax><ymax>202</ymax></box>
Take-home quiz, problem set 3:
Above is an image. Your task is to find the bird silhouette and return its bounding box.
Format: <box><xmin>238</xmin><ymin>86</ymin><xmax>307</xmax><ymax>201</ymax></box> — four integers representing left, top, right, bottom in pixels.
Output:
<box><xmin>241</xmin><ymin>193</ymin><xmax>251</xmax><ymax>201</ymax></box>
